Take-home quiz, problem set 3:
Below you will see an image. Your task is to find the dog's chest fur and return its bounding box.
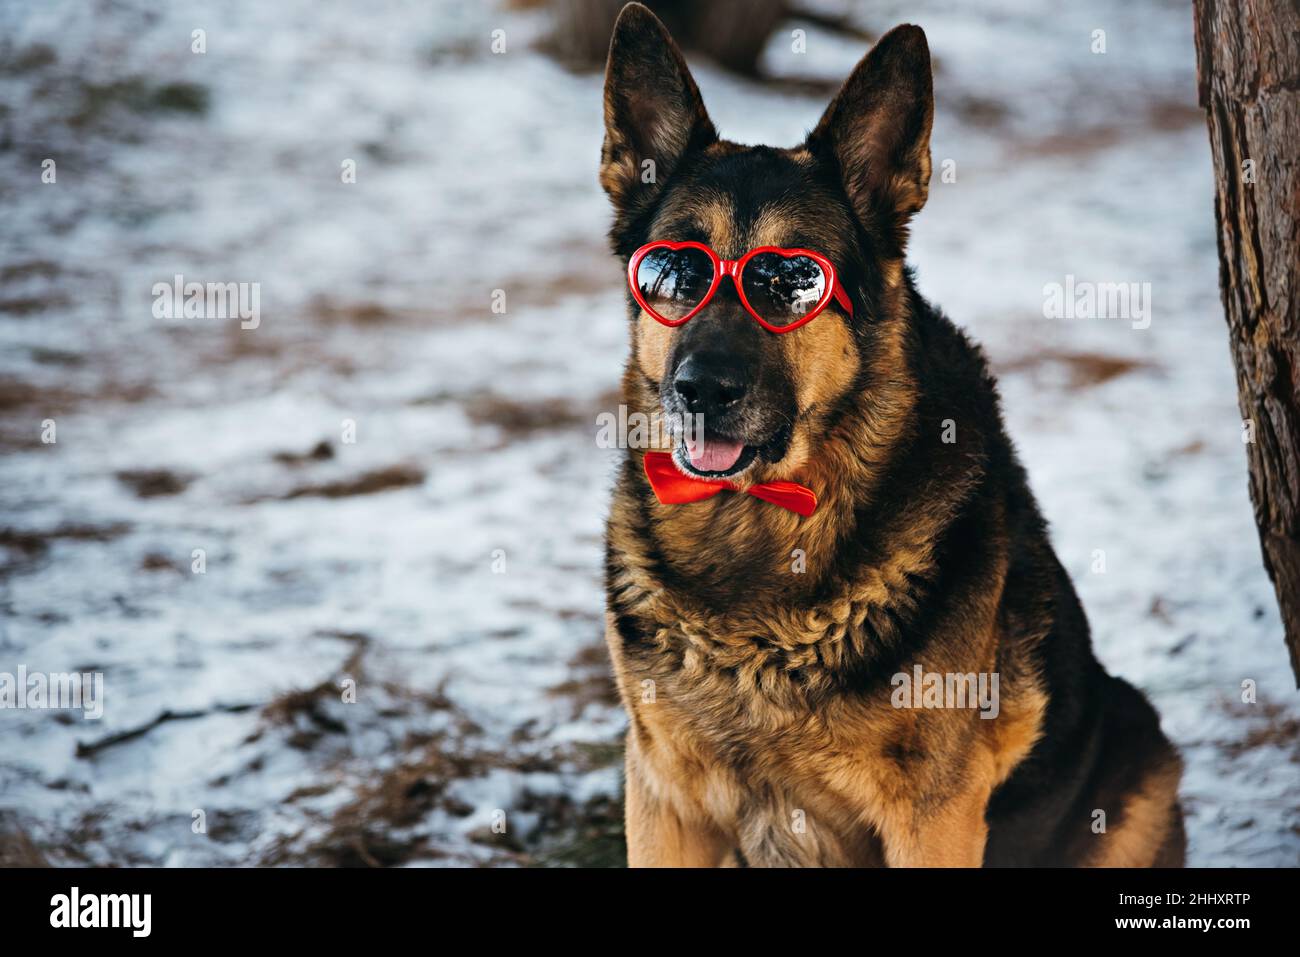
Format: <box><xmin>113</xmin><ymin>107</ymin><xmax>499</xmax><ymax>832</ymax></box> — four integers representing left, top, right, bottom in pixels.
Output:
<box><xmin>607</xmin><ymin>599</ymin><xmax>998</xmax><ymax>865</ymax></box>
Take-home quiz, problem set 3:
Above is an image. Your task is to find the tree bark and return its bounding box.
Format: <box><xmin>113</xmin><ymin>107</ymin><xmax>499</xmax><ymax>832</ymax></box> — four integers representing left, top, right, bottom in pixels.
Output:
<box><xmin>1194</xmin><ymin>0</ymin><xmax>1300</xmax><ymax>684</ymax></box>
<box><xmin>547</xmin><ymin>0</ymin><xmax>785</xmax><ymax>74</ymax></box>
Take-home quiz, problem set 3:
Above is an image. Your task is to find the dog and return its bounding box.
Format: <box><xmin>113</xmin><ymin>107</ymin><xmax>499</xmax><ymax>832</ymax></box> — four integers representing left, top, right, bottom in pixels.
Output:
<box><xmin>600</xmin><ymin>3</ymin><xmax>1185</xmax><ymax>867</ymax></box>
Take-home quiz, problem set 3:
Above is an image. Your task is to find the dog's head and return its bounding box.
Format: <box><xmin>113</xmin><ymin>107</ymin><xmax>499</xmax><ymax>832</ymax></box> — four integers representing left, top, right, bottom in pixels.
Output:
<box><xmin>601</xmin><ymin>3</ymin><xmax>932</xmax><ymax>484</ymax></box>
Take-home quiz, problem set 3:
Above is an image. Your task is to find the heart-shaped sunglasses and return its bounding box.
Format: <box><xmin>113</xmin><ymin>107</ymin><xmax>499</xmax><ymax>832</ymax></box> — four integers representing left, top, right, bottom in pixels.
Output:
<box><xmin>628</xmin><ymin>241</ymin><xmax>853</xmax><ymax>333</ymax></box>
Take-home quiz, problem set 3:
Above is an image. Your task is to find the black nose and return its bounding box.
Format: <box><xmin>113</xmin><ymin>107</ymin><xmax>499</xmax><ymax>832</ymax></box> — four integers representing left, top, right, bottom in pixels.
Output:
<box><xmin>673</xmin><ymin>353</ymin><xmax>750</xmax><ymax>416</ymax></box>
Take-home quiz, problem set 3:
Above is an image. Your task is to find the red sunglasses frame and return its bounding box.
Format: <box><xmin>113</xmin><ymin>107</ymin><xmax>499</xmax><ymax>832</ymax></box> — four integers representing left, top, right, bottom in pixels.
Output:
<box><xmin>627</xmin><ymin>240</ymin><xmax>854</xmax><ymax>333</ymax></box>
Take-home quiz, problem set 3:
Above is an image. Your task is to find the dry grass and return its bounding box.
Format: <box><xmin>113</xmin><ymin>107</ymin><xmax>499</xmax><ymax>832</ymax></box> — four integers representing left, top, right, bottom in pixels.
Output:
<box><xmin>271</xmin><ymin>464</ymin><xmax>426</xmax><ymax>501</ymax></box>
<box><xmin>996</xmin><ymin>349</ymin><xmax>1152</xmax><ymax>390</ymax></box>
<box><xmin>115</xmin><ymin>468</ymin><xmax>194</xmax><ymax>498</ymax></box>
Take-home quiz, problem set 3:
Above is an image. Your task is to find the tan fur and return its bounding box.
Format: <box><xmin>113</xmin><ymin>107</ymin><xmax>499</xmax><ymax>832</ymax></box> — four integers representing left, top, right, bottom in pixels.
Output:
<box><xmin>1086</xmin><ymin>759</ymin><xmax>1184</xmax><ymax>867</ymax></box>
<box><xmin>634</xmin><ymin>310</ymin><xmax>673</xmax><ymax>385</ymax></box>
<box><xmin>782</xmin><ymin>314</ymin><xmax>859</xmax><ymax>428</ymax></box>
<box><xmin>606</xmin><ymin>609</ymin><xmax>1036</xmax><ymax>867</ymax></box>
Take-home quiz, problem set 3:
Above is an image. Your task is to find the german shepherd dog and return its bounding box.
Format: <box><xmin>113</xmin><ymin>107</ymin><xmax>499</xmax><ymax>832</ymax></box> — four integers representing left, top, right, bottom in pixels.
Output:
<box><xmin>600</xmin><ymin>3</ymin><xmax>1184</xmax><ymax>866</ymax></box>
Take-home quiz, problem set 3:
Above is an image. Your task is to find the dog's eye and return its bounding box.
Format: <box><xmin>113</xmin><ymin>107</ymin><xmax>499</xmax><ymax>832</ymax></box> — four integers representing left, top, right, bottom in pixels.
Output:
<box><xmin>741</xmin><ymin>253</ymin><xmax>827</xmax><ymax>326</ymax></box>
<box><xmin>635</xmin><ymin>247</ymin><xmax>714</xmax><ymax>322</ymax></box>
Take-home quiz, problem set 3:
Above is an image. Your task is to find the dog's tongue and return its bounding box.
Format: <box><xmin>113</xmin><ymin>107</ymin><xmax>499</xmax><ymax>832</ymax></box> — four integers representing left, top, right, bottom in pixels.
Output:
<box><xmin>687</xmin><ymin>437</ymin><xmax>745</xmax><ymax>473</ymax></box>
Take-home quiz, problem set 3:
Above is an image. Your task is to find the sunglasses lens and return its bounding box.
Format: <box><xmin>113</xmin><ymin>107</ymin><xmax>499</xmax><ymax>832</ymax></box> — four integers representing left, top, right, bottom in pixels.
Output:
<box><xmin>634</xmin><ymin>246</ymin><xmax>714</xmax><ymax>322</ymax></box>
<box><xmin>741</xmin><ymin>253</ymin><xmax>828</xmax><ymax>327</ymax></box>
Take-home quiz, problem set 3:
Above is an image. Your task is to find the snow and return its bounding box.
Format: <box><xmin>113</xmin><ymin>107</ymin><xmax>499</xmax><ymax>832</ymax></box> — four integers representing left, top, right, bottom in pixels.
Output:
<box><xmin>0</xmin><ymin>0</ymin><xmax>1295</xmax><ymax>866</ymax></box>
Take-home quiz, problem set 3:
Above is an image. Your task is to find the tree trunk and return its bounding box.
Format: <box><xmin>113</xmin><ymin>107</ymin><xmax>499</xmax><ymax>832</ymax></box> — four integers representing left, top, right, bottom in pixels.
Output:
<box><xmin>1194</xmin><ymin>0</ymin><xmax>1300</xmax><ymax>684</ymax></box>
<box><xmin>546</xmin><ymin>0</ymin><xmax>785</xmax><ymax>74</ymax></box>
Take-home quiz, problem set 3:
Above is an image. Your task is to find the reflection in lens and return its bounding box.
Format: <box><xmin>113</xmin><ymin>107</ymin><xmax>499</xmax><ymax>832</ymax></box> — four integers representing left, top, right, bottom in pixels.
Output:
<box><xmin>741</xmin><ymin>253</ymin><xmax>827</xmax><ymax>327</ymax></box>
<box><xmin>635</xmin><ymin>247</ymin><xmax>714</xmax><ymax>322</ymax></box>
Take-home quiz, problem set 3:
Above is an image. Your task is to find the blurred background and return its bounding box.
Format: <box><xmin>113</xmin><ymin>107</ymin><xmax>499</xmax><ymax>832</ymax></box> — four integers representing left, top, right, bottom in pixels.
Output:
<box><xmin>0</xmin><ymin>0</ymin><xmax>1296</xmax><ymax>867</ymax></box>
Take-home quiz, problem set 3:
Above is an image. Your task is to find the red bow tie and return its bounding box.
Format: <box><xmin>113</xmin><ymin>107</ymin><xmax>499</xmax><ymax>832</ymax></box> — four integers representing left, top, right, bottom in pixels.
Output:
<box><xmin>642</xmin><ymin>451</ymin><xmax>818</xmax><ymax>517</ymax></box>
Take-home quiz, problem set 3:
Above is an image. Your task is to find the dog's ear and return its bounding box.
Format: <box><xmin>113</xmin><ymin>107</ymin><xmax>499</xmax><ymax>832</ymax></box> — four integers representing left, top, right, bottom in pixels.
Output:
<box><xmin>600</xmin><ymin>3</ymin><xmax>716</xmax><ymax>214</ymax></box>
<box><xmin>806</xmin><ymin>24</ymin><xmax>932</xmax><ymax>250</ymax></box>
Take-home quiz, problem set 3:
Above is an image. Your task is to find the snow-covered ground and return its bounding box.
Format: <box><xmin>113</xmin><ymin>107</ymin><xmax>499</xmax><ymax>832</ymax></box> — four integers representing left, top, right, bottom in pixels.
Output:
<box><xmin>0</xmin><ymin>0</ymin><xmax>1295</xmax><ymax>866</ymax></box>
